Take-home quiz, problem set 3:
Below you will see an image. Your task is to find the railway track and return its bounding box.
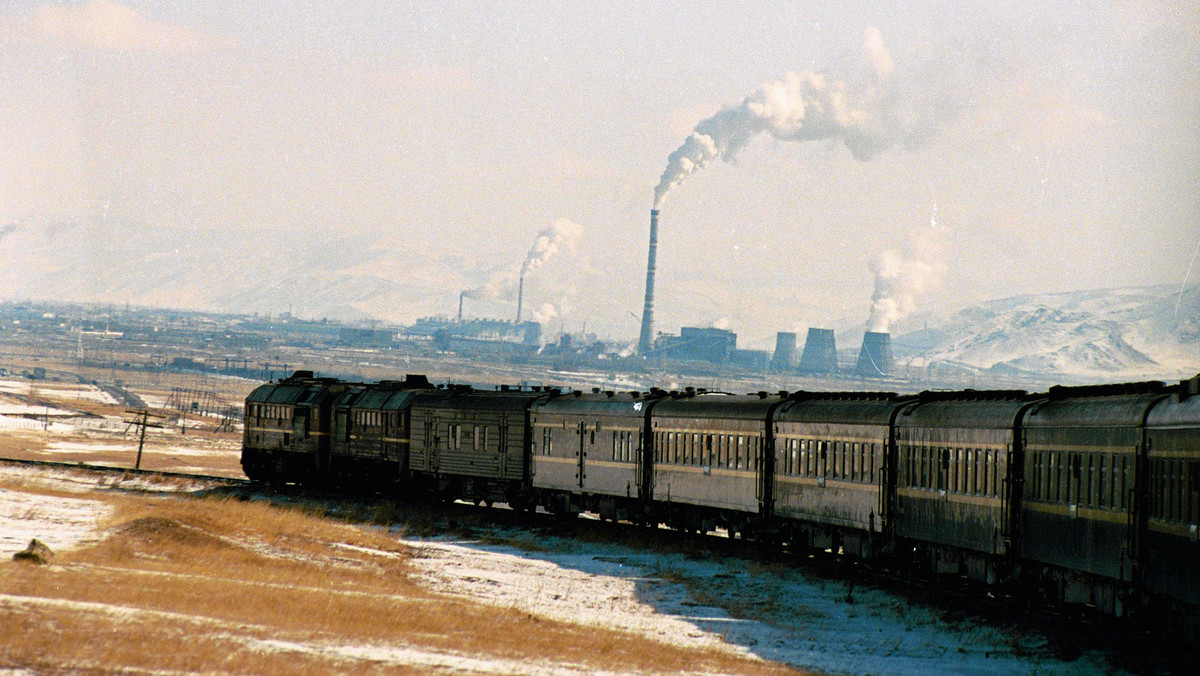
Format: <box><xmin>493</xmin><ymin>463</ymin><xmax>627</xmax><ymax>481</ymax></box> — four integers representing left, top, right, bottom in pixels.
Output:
<box><xmin>0</xmin><ymin>456</ymin><xmax>249</xmax><ymax>487</ymax></box>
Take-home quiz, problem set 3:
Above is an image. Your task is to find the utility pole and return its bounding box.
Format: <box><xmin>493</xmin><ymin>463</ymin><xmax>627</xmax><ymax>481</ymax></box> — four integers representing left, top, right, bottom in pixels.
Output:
<box><xmin>124</xmin><ymin>409</ymin><xmax>165</xmax><ymax>470</ymax></box>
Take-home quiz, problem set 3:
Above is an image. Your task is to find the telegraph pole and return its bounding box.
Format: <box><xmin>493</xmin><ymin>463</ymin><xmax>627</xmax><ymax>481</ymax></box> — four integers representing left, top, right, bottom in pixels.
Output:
<box><xmin>124</xmin><ymin>409</ymin><xmax>165</xmax><ymax>470</ymax></box>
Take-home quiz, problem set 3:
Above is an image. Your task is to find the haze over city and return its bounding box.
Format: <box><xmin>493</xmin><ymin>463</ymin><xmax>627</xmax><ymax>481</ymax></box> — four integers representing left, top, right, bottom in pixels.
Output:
<box><xmin>2</xmin><ymin>1</ymin><xmax>1197</xmax><ymax>350</ymax></box>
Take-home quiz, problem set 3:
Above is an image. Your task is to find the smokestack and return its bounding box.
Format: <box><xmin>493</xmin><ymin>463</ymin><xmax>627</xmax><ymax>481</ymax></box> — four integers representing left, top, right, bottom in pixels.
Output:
<box><xmin>637</xmin><ymin>209</ymin><xmax>659</xmax><ymax>354</ymax></box>
<box><xmin>516</xmin><ymin>276</ymin><xmax>524</xmax><ymax>324</ymax></box>
<box><xmin>855</xmin><ymin>331</ymin><xmax>894</xmax><ymax>378</ymax></box>
<box><xmin>770</xmin><ymin>332</ymin><xmax>797</xmax><ymax>372</ymax></box>
<box><xmin>798</xmin><ymin>328</ymin><xmax>839</xmax><ymax>373</ymax></box>
<box><xmin>458</xmin><ymin>292</ymin><xmax>464</xmax><ymax>322</ymax></box>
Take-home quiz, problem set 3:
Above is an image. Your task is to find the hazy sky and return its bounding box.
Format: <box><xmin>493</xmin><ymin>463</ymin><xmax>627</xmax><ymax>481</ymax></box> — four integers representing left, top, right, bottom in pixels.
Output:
<box><xmin>2</xmin><ymin>1</ymin><xmax>1197</xmax><ymax>348</ymax></box>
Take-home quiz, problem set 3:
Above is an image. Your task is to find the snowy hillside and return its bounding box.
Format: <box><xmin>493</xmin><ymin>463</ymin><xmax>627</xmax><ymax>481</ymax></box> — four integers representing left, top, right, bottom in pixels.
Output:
<box><xmin>893</xmin><ymin>285</ymin><xmax>1199</xmax><ymax>380</ymax></box>
<box><xmin>0</xmin><ymin>216</ymin><xmax>475</xmax><ymax>323</ymax></box>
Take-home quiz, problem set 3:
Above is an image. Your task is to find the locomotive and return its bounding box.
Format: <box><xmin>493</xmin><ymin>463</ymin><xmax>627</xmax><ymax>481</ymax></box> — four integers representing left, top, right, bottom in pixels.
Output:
<box><xmin>242</xmin><ymin>370</ymin><xmax>1200</xmax><ymax>633</ymax></box>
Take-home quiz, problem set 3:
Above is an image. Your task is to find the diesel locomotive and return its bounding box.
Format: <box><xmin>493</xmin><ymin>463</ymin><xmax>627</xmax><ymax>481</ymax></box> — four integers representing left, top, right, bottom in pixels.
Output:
<box><xmin>242</xmin><ymin>371</ymin><xmax>1200</xmax><ymax>633</ymax></box>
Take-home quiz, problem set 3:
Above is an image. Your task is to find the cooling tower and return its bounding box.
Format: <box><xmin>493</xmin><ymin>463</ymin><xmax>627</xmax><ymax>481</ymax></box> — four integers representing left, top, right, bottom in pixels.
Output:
<box><xmin>855</xmin><ymin>331</ymin><xmax>894</xmax><ymax>378</ymax></box>
<box><xmin>637</xmin><ymin>209</ymin><xmax>660</xmax><ymax>354</ymax></box>
<box><xmin>797</xmin><ymin>328</ymin><xmax>839</xmax><ymax>373</ymax></box>
<box><xmin>770</xmin><ymin>332</ymin><xmax>797</xmax><ymax>371</ymax></box>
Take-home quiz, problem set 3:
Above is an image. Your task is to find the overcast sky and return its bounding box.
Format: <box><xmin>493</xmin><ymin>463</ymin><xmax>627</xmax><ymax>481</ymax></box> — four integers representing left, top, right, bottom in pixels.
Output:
<box><xmin>1</xmin><ymin>1</ymin><xmax>1197</xmax><ymax>347</ymax></box>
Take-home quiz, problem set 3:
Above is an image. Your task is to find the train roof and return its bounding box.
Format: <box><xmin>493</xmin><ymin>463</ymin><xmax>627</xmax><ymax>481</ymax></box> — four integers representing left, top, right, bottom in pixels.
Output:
<box><xmin>1025</xmin><ymin>380</ymin><xmax>1176</xmax><ymax>428</ymax></box>
<box><xmin>653</xmin><ymin>392</ymin><xmax>786</xmax><ymax>420</ymax></box>
<box><xmin>897</xmin><ymin>390</ymin><xmax>1043</xmax><ymax>429</ymax></box>
<box><xmin>409</xmin><ymin>387</ymin><xmax>556</xmax><ymax>412</ymax></box>
<box><xmin>776</xmin><ymin>392</ymin><xmax>913</xmax><ymax>424</ymax></box>
<box><xmin>1146</xmin><ymin>376</ymin><xmax>1200</xmax><ymax>428</ymax></box>
<box><xmin>246</xmin><ymin>380</ymin><xmax>344</xmax><ymax>406</ymax></box>
<box><xmin>532</xmin><ymin>391</ymin><xmax>659</xmax><ymax>417</ymax></box>
<box><xmin>340</xmin><ymin>385</ymin><xmax>423</xmax><ymax>412</ymax></box>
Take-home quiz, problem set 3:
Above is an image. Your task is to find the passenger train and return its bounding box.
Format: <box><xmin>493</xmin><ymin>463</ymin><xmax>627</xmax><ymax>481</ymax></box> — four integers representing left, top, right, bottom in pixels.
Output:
<box><xmin>242</xmin><ymin>371</ymin><xmax>1200</xmax><ymax>635</ymax></box>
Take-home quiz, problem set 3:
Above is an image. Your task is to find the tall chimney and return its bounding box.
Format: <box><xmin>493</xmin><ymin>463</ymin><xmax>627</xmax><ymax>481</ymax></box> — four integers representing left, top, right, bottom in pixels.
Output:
<box><xmin>638</xmin><ymin>209</ymin><xmax>660</xmax><ymax>354</ymax></box>
<box><xmin>855</xmin><ymin>331</ymin><xmax>894</xmax><ymax>378</ymax></box>
<box><xmin>516</xmin><ymin>276</ymin><xmax>525</xmax><ymax>324</ymax></box>
<box><xmin>798</xmin><ymin>328</ymin><xmax>839</xmax><ymax>373</ymax></box>
<box><xmin>458</xmin><ymin>292</ymin><xmax>464</xmax><ymax>322</ymax></box>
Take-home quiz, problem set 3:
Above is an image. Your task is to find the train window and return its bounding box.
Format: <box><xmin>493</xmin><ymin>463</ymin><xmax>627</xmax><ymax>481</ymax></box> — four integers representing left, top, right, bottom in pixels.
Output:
<box><xmin>542</xmin><ymin>428</ymin><xmax>552</xmax><ymax>457</ymax></box>
<box><xmin>870</xmin><ymin>444</ymin><xmax>877</xmax><ymax>483</ymax></box>
<box><xmin>1172</xmin><ymin>459</ymin><xmax>1181</xmax><ymax>521</ymax></box>
<box><xmin>1101</xmin><ymin>453</ymin><xmax>1111</xmax><ymax>508</ymax></box>
<box><xmin>966</xmin><ymin>449</ymin><xmax>976</xmax><ymax>495</ymax></box>
<box><xmin>1185</xmin><ymin>461</ymin><xmax>1195</xmax><ymax>523</ymax></box>
<box><xmin>590</xmin><ymin>429</ymin><xmax>595</xmax><ymax>445</ymax></box>
<box><xmin>1048</xmin><ymin>452</ymin><xmax>1058</xmax><ymax>502</ymax></box>
<box><xmin>1090</xmin><ymin>454</ymin><xmax>1099</xmax><ymax>508</ymax></box>
<box><xmin>791</xmin><ymin>441</ymin><xmax>799</xmax><ymax>477</ymax></box>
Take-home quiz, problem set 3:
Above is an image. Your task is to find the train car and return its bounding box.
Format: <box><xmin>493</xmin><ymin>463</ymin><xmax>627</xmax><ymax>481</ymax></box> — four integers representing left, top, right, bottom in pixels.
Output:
<box><xmin>241</xmin><ymin>371</ymin><xmax>346</xmax><ymax>485</ymax></box>
<box><xmin>1020</xmin><ymin>381</ymin><xmax>1174</xmax><ymax>615</ymax></box>
<box><xmin>529</xmin><ymin>389</ymin><xmax>665</xmax><ymax>521</ymax></box>
<box><xmin>408</xmin><ymin>386</ymin><xmax>557</xmax><ymax>507</ymax></box>
<box><xmin>327</xmin><ymin>375</ymin><xmax>432</xmax><ymax>490</ymax></box>
<box><xmin>771</xmin><ymin>392</ymin><xmax>911</xmax><ymax>557</ymax></box>
<box><xmin>894</xmin><ymin>390</ymin><xmax>1041</xmax><ymax>583</ymax></box>
<box><xmin>1143</xmin><ymin>375</ymin><xmax>1200</xmax><ymax>635</ymax></box>
<box><xmin>650</xmin><ymin>392</ymin><xmax>786</xmax><ymax>536</ymax></box>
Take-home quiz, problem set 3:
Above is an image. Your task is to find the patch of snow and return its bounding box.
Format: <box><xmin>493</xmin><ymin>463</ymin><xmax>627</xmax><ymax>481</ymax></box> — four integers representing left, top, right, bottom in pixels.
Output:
<box><xmin>0</xmin><ymin>487</ymin><xmax>111</xmax><ymax>554</ymax></box>
<box><xmin>399</xmin><ymin>533</ymin><xmax>1126</xmax><ymax>676</ymax></box>
<box><xmin>0</xmin><ymin>414</ymin><xmax>76</xmax><ymax>432</ymax></box>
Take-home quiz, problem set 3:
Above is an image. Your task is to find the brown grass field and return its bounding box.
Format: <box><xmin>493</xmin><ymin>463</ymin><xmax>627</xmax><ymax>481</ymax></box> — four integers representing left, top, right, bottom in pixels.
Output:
<box><xmin>0</xmin><ymin>477</ymin><xmax>802</xmax><ymax>675</ymax></box>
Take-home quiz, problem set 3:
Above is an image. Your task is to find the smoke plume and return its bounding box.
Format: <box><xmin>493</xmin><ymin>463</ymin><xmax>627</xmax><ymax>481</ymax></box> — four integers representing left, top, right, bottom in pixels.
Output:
<box><xmin>866</xmin><ymin>203</ymin><xmax>945</xmax><ymax>333</ymax></box>
<box><xmin>654</xmin><ymin>27</ymin><xmax>906</xmax><ymax>209</ymax></box>
<box><xmin>462</xmin><ymin>218</ymin><xmax>584</xmax><ymax>302</ymax></box>
<box><xmin>521</xmin><ymin>218</ymin><xmax>583</xmax><ymax>277</ymax></box>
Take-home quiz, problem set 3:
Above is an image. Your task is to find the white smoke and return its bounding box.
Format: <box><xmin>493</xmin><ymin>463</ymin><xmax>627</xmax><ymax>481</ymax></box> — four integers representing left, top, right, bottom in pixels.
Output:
<box><xmin>654</xmin><ymin>27</ymin><xmax>906</xmax><ymax>209</ymax></box>
<box><xmin>521</xmin><ymin>218</ymin><xmax>583</xmax><ymax>277</ymax></box>
<box><xmin>462</xmin><ymin>218</ymin><xmax>584</xmax><ymax>303</ymax></box>
<box><xmin>531</xmin><ymin>302</ymin><xmax>558</xmax><ymax>324</ymax></box>
<box><xmin>866</xmin><ymin>203</ymin><xmax>945</xmax><ymax>333</ymax></box>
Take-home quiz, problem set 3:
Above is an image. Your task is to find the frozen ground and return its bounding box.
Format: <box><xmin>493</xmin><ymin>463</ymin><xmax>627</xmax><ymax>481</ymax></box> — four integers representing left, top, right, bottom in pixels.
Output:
<box><xmin>0</xmin><ymin>461</ymin><xmax>1138</xmax><ymax>675</ymax></box>
<box><xmin>400</xmin><ymin>531</ymin><xmax>1126</xmax><ymax>676</ymax></box>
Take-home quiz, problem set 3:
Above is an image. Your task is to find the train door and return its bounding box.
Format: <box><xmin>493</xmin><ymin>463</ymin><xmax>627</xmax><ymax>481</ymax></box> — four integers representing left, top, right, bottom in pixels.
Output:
<box><xmin>497</xmin><ymin>417</ymin><xmax>508</xmax><ymax>477</ymax></box>
<box><xmin>293</xmin><ymin>407</ymin><xmax>309</xmax><ymax>439</ymax></box>
<box><xmin>576</xmin><ymin>421</ymin><xmax>586</xmax><ymax>487</ymax></box>
<box><xmin>818</xmin><ymin>440</ymin><xmax>829</xmax><ymax>486</ymax></box>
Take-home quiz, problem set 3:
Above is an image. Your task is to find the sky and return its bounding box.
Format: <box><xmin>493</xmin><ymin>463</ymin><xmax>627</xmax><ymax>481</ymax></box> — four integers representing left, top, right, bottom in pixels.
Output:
<box><xmin>1</xmin><ymin>1</ymin><xmax>1197</xmax><ymax>348</ymax></box>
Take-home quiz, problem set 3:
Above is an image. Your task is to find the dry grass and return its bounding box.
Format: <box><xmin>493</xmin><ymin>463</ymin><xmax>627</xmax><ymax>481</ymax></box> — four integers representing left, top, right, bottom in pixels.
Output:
<box><xmin>0</xmin><ymin>485</ymin><xmax>803</xmax><ymax>675</ymax></box>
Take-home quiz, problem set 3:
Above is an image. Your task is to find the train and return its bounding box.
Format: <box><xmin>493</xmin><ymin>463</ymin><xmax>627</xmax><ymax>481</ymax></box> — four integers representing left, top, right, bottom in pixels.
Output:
<box><xmin>242</xmin><ymin>370</ymin><xmax>1200</xmax><ymax>635</ymax></box>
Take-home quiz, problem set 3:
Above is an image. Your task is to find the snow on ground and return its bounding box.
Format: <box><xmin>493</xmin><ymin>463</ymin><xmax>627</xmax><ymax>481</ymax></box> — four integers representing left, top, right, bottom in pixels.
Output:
<box><xmin>0</xmin><ymin>459</ymin><xmax>1135</xmax><ymax>674</ymax></box>
<box><xmin>0</xmin><ymin>486</ymin><xmax>111</xmax><ymax>555</ymax></box>
<box><xmin>0</xmin><ymin>414</ymin><xmax>77</xmax><ymax>433</ymax></box>
<box><xmin>400</xmin><ymin>533</ymin><xmax>1125</xmax><ymax>676</ymax></box>
<box><xmin>0</xmin><ymin>403</ymin><xmax>78</xmax><ymax>416</ymax></box>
